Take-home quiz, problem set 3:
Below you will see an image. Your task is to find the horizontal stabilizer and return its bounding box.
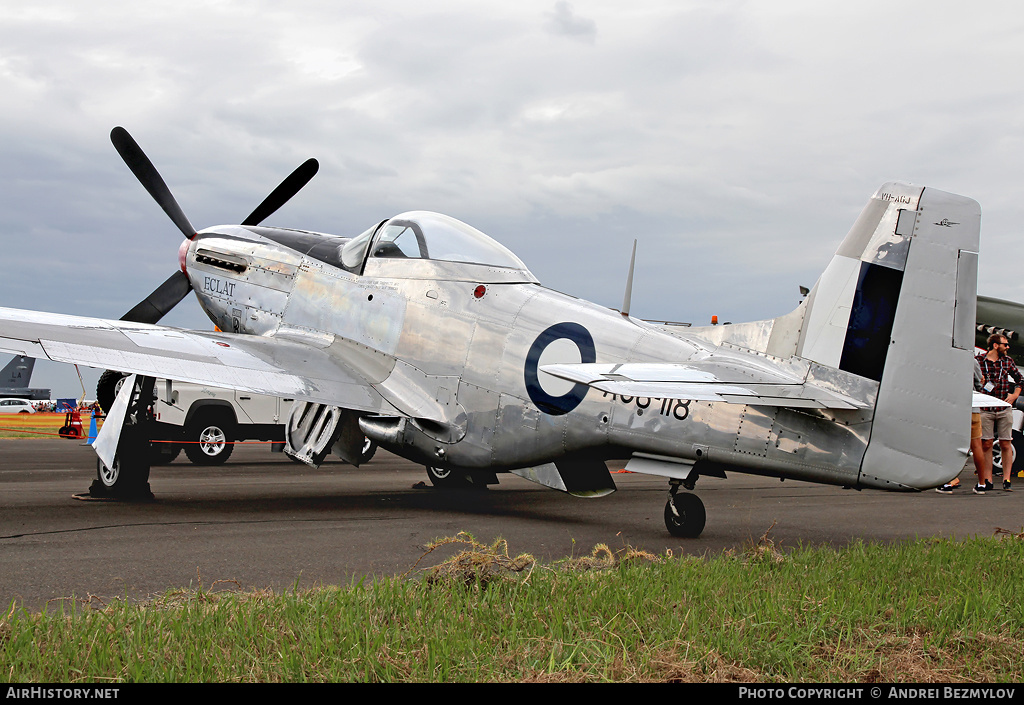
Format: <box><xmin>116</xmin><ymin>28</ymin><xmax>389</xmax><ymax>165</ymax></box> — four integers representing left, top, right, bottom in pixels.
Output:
<box><xmin>541</xmin><ymin>359</ymin><xmax>868</xmax><ymax>409</ymax></box>
<box><xmin>973</xmin><ymin>391</ymin><xmax>1010</xmax><ymax>410</ymax></box>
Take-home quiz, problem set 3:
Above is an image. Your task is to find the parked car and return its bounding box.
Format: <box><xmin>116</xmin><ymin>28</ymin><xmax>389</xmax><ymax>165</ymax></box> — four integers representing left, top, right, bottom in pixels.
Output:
<box><xmin>0</xmin><ymin>398</ymin><xmax>36</xmax><ymax>414</ymax></box>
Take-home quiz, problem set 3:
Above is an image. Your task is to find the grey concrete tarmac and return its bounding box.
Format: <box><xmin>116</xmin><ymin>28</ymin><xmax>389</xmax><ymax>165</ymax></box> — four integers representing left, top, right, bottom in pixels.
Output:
<box><xmin>1</xmin><ymin>439</ymin><xmax>1020</xmax><ymax>611</ymax></box>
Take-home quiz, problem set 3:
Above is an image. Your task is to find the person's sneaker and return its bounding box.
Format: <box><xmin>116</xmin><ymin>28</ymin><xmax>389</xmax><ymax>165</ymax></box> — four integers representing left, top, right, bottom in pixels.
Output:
<box><xmin>985</xmin><ymin>480</ymin><xmax>994</xmax><ymax>491</ymax></box>
<box><xmin>935</xmin><ymin>483</ymin><xmax>956</xmax><ymax>494</ymax></box>
<box><xmin>973</xmin><ymin>484</ymin><xmax>987</xmax><ymax>495</ymax></box>
<box><xmin>1004</xmin><ymin>480</ymin><xmax>1013</xmax><ymax>492</ymax></box>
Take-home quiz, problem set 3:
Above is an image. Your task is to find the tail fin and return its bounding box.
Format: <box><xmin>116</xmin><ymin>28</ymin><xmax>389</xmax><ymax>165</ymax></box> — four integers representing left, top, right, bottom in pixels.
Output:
<box><xmin>0</xmin><ymin>355</ymin><xmax>35</xmax><ymax>388</ymax></box>
<box><xmin>797</xmin><ymin>182</ymin><xmax>980</xmax><ymax>489</ymax></box>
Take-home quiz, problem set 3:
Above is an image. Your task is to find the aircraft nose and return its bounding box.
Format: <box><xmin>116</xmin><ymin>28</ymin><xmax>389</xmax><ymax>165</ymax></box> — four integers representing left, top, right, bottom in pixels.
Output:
<box><xmin>179</xmin><ymin>238</ymin><xmax>190</xmax><ymax>273</ymax></box>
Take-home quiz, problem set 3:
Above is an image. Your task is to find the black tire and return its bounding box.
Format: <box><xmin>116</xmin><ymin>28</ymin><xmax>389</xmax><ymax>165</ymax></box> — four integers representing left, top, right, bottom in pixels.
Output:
<box><xmin>360</xmin><ymin>437</ymin><xmax>377</xmax><ymax>464</ymax></box>
<box><xmin>96</xmin><ymin>455</ymin><xmax>150</xmax><ymax>493</ymax></box>
<box><xmin>664</xmin><ymin>493</ymin><xmax>706</xmax><ymax>538</ymax></box>
<box><xmin>331</xmin><ymin>437</ymin><xmax>378</xmax><ymax>465</ymax></box>
<box><xmin>183</xmin><ymin>412</ymin><xmax>235</xmax><ymax>465</ymax></box>
<box><xmin>96</xmin><ymin>370</ymin><xmax>129</xmax><ymax>414</ymax></box>
<box><xmin>425</xmin><ymin>464</ymin><xmax>469</xmax><ymax>488</ymax></box>
<box><xmin>150</xmin><ymin>443</ymin><xmax>181</xmax><ymax>465</ymax></box>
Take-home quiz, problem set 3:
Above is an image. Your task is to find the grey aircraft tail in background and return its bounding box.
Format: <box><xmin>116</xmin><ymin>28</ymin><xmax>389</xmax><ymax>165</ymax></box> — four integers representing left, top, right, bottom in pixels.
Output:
<box><xmin>0</xmin><ymin>355</ymin><xmax>50</xmax><ymax>400</ymax></box>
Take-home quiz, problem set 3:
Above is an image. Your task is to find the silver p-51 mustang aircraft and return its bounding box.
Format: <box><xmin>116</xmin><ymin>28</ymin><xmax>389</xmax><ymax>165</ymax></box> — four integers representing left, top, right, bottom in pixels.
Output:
<box><xmin>0</xmin><ymin>128</ymin><xmax>981</xmax><ymax>537</ymax></box>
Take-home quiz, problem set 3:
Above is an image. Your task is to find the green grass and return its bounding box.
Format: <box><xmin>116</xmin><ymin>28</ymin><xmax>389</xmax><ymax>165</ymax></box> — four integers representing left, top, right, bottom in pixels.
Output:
<box><xmin>3</xmin><ymin>532</ymin><xmax>1023</xmax><ymax>682</ymax></box>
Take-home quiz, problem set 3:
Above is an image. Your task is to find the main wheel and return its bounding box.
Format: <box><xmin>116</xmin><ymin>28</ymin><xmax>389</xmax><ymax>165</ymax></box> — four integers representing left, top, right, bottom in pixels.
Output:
<box><xmin>360</xmin><ymin>437</ymin><xmax>378</xmax><ymax>464</ymax></box>
<box><xmin>183</xmin><ymin>413</ymin><xmax>235</xmax><ymax>465</ymax></box>
<box><xmin>96</xmin><ymin>455</ymin><xmax>151</xmax><ymax>495</ymax></box>
<box><xmin>425</xmin><ymin>464</ymin><xmax>468</xmax><ymax>488</ymax></box>
<box><xmin>664</xmin><ymin>493</ymin><xmax>706</xmax><ymax>538</ymax></box>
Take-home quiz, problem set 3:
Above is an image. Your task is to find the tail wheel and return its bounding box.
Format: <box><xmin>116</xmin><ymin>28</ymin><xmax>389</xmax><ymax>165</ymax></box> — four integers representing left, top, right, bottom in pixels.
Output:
<box><xmin>183</xmin><ymin>412</ymin><xmax>235</xmax><ymax>465</ymax></box>
<box><xmin>664</xmin><ymin>493</ymin><xmax>706</xmax><ymax>538</ymax></box>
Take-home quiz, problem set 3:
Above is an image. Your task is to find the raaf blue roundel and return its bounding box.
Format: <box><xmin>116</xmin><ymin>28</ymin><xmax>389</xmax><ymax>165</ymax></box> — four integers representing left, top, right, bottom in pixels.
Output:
<box><xmin>524</xmin><ymin>322</ymin><xmax>596</xmax><ymax>415</ymax></box>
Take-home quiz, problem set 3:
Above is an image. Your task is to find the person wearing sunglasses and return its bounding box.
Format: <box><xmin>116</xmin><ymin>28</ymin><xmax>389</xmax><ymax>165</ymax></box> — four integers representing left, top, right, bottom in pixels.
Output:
<box><xmin>977</xmin><ymin>334</ymin><xmax>1021</xmax><ymax>493</ymax></box>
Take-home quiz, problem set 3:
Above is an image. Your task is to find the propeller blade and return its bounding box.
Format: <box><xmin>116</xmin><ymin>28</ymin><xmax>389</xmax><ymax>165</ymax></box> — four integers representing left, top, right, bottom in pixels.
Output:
<box><xmin>110</xmin><ymin>126</ymin><xmax>196</xmax><ymax>240</ymax></box>
<box><xmin>120</xmin><ymin>270</ymin><xmax>193</xmax><ymax>325</ymax></box>
<box><xmin>242</xmin><ymin>158</ymin><xmax>319</xmax><ymax>226</ymax></box>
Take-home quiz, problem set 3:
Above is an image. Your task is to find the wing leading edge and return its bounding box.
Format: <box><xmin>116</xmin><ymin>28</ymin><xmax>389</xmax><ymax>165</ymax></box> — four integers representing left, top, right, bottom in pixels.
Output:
<box><xmin>0</xmin><ymin>306</ymin><xmax>413</xmax><ymax>417</ymax></box>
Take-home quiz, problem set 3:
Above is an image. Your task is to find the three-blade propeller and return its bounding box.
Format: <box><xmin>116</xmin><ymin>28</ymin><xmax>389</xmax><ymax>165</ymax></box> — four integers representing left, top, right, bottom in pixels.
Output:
<box><xmin>110</xmin><ymin>126</ymin><xmax>318</xmax><ymax>325</ymax></box>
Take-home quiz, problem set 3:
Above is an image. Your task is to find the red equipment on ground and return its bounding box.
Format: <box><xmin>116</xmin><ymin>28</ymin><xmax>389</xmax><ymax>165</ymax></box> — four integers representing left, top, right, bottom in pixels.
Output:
<box><xmin>58</xmin><ymin>409</ymin><xmax>84</xmax><ymax>440</ymax></box>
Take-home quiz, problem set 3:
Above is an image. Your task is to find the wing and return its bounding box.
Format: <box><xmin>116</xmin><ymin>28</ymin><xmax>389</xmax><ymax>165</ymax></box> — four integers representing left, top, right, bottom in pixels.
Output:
<box><xmin>0</xmin><ymin>306</ymin><xmax>447</xmax><ymax>420</ymax></box>
<box><xmin>541</xmin><ymin>355</ymin><xmax>869</xmax><ymax>410</ymax></box>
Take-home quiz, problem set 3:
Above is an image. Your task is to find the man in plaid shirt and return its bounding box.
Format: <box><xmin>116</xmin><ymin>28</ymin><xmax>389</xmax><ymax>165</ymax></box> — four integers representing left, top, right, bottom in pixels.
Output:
<box><xmin>977</xmin><ymin>333</ymin><xmax>1021</xmax><ymax>493</ymax></box>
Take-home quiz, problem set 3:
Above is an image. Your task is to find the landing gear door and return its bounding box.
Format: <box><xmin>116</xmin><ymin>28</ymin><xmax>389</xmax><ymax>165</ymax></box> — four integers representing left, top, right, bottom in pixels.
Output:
<box><xmin>94</xmin><ymin>374</ymin><xmax>137</xmax><ymax>471</ymax></box>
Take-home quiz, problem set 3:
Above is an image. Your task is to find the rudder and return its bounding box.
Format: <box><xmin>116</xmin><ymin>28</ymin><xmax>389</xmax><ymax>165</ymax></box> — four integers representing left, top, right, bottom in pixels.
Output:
<box><xmin>797</xmin><ymin>182</ymin><xmax>980</xmax><ymax>489</ymax></box>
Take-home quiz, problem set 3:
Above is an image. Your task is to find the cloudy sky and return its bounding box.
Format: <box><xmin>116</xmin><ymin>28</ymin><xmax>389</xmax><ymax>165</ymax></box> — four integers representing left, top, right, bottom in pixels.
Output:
<box><xmin>2</xmin><ymin>0</ymin><xmax>1023</xmax><ymax>397</ymax></box>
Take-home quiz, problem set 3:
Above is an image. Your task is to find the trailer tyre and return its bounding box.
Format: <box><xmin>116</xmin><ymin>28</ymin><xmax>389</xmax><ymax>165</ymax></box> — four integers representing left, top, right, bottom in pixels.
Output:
<box><xmin>183</xmin><ymin>412</ymin><xmax>235</xmax><ymax>465</ymax></box>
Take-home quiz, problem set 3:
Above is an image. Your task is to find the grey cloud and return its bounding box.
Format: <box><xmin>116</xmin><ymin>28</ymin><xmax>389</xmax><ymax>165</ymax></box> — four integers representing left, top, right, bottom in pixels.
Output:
<box><xmin>2</xmin><ymin>2</ymin><xmax>1024</xmax><ymax>399</ymax></box>
<box><xmin>546</xmin><ymin>1</ymin><xmax>596</xmax><ymax>42</ymax></box>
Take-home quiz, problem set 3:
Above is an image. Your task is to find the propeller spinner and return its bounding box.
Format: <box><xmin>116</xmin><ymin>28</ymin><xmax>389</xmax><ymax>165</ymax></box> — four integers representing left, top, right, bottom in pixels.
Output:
<box><xmin>110</xmin><ymin>126</ymin><xmax>318</xmax><ymax>325</ymax></box>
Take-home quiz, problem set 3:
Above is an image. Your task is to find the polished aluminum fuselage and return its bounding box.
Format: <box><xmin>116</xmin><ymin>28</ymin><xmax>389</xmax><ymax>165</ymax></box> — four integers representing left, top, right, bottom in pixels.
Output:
<box><xmin>186</xmin><ymin>225</ymin><xmax>873</xmax><ymax>489</ymax></box>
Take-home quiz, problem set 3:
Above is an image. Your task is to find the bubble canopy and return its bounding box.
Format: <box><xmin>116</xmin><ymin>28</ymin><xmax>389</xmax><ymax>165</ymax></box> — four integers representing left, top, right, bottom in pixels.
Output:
<box><xmin>341</xmin><ymin>211</ymin><xmax>528</xmax><ymax>273</ymax></box>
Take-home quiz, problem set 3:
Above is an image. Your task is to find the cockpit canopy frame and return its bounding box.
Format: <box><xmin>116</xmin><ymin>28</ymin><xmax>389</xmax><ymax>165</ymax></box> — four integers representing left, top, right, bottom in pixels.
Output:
<box><xmin>341</xmin><ymin>211</ymin><xmax>537</xmax><ymax>283</ymax></box>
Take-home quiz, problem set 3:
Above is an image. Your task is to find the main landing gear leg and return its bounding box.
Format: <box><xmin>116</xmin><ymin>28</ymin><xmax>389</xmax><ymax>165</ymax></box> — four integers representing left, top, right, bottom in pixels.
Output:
<box><xmin>664</xmin><ymin>479</ymin><xmax>706</xmax><ymax>538</ymax></box>
<box><xmin>89</xmin><ymin>375</ymin><xmax>155</xmax><ymax>500</ymax></box>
